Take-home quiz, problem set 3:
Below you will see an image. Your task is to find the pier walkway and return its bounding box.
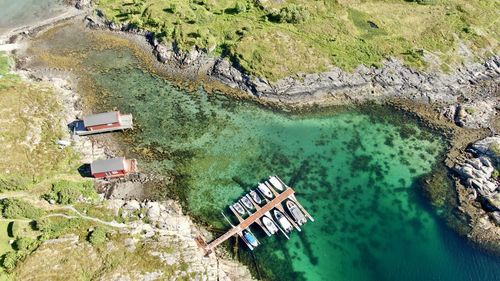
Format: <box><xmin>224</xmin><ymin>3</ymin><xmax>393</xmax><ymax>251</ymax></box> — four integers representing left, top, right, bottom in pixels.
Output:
<box><xmin>204</xmin><ymin>187</ymin><xmax>301</xmax><ymax>254</ymax></box>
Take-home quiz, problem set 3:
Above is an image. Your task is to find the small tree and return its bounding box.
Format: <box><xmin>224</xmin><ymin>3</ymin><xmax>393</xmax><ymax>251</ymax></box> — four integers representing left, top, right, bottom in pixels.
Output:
<box><xmin>87</xmin><ymin>227</ymin><xmax>108</xmax><ymax>246</ymax></box>
<box><xmin>234</xmin><ymin>2</ymin><xmax>247</xmax><ymax>13</ymax></box>
<box><xmin>1</xmin><ymin>198</ymin><xmax>45</xmax><ymax>219</ymax></box>
<box><xmin>14</xmin><ymin>237</ymin><xmax>37</xmax><ymax>251</ymax></box>
<box><xmin>2</xmin><ymin>251</ymin><xmax>18</xmax><ymax>271</ymax></box>
<box><xmin>268</xmin><ymin>5</ymin><xmax>310</xmax><ymax>24</ymax></box>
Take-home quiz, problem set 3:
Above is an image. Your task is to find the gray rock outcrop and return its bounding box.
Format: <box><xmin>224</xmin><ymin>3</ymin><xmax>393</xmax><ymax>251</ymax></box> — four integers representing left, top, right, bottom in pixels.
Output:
<box><xmin>116</xmin><ymin>199</ymin><xmax>255</xmax><ymax>281</ymax></box>
<box><xmin>455</xmin><ymin>137</ymin><xmax>500</xmax><ymax>210</ymax></box>
<box><xmin>471</xmin><ymin>136</ymin><xmax>500</xmax><ymax>162</ymax></box>
<box><xmin>209</xmin><ymin>56</ymin><xmax>500</xmax><ymax>118</ymax></box>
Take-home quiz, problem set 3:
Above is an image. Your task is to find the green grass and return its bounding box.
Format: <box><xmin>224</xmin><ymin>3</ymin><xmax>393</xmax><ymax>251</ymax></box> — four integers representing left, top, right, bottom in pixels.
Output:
<box><xmin>43</xmin><ymin>180</ymin><xmax>98</xmax><ymax>204</ymax></box>
<box><xmin>0</xmin><ymin>53</ymin><xmax>12</xmax><ymax>76</ymax></box>
<box><xmin>97</xmin><ymin>0</ymin><xmax>499</xmax><ymax>81</ymax></box>
<box><xmin>0</xmin><ymin>222</ymin><xmax>14</xmax><ymax>256</ymax></box>
<box><xmin>0</xmin><ymin>54</ymin><xmax>80</xmax><ymax>192</ymax></box>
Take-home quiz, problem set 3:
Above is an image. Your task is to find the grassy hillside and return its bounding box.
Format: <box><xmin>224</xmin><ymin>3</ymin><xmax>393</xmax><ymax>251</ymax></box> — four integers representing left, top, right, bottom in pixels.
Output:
<box><xmin>98</xmin><ymin>0</ymin><xmax>499</xmax><ymax>80</ymax></box>
<box><xmin>0</xmin><ymin>53</ymin><xmax>79</xmax><ymax>192</ymax></box>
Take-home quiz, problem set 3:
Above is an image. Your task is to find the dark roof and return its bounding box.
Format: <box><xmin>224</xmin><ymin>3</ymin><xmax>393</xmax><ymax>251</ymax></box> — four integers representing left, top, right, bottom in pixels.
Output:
<box><xmin>83</xmin><ymin>112</ymin><xmax>119</xmax><ymax>127</ymax></box>
<box><xmin>91</xmin><ymin>157</ymin><xmax>126</xmax><ymax>174</ymax></box>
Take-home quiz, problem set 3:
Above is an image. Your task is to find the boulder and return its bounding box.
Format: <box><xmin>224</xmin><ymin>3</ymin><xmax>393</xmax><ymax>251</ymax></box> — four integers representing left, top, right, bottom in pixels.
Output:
<box><xmin>472</xmin><ymin>136</ymin><xmax>500</xmax><ymax>162</ymax></box>
<box><xmin>146</xmin><ymin>202</ymin><xmax>161</xmax><ymax>220</ymax></box>
<box><xmin>123</xmin><ymin>200</ymin><xmax>141</xmax><ymax>212</ymax></box>
<box><xmin>455</xmin><ymin>101</ymin><xmax>497</xmax><ymax>129</ymax></box>
<box><xmin>75</xmin><ymin>0</ymin><xmax>92</xmax><ymax>9</ymax></box>
<box><xmin>486</xmin><ymin>194</ymin><xmax>500</xmax><ymax>211</ymax></box>
<box><xmin>155</xmin><ymin>44</ymin><xmax>173</xmax><ymax>63</ymax></box>
<box><xmin>490</xmin><ymin>212</ymin><xmax>500</xmax><ymax>226</ymax></box>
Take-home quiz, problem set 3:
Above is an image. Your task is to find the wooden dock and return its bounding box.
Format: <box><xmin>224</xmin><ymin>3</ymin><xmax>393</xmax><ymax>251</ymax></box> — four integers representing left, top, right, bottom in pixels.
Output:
<box><xmin>203</xmin><ymin>184</ymin><xmax>313</xmax><ymax>254</ymax></box>
<box><xmin>73</xmin><ymin>114</ymin><xmax>133</xmax><ymax>136</ymax></box>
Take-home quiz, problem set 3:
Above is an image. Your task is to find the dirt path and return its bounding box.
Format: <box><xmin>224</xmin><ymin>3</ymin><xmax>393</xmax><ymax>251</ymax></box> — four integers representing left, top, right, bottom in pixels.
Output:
<box><xmin>46</xmin><ymin>206</ymin><xmax>132</xmax><ymax>228</ymax></box>
<box><xmin>0</xmin><ymin>192</ymin><xmax>131</xmax><ymax>229</ymax></box>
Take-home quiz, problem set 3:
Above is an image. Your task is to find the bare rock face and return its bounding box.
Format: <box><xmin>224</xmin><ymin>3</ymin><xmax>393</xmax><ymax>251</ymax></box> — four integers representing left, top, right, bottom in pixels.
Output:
<box><xmin>455</xmin><ymin>137</ymin><xmax>500</xmax><ymax>210</ymax></box>
<box><xmin>155</xmin><ymin>44</ymin><xmax>174</xmax><ymax>63</ymax></box>
<box><xmin>114</xmin><ymin>199</ymin><xmax>255</xmax><ymax>281</ymax></box>
<box><xmin>74</xmin><ymin>0</ymin><xmax>92</xmax><ymax>9</ymax></box>
<box><xmin>209</xmin><ymin>55</ymin><xmax>500</xmax><ymax>110</ymax></box>
<box><xmin>471</xmin><ymin>136</ymin><xmax>500</xmax><ymax>162</ymax></box>
<box><xmin>454</xmin><ymin>101</ymin><xmax>497</xmax><ymax>129</ymax></box>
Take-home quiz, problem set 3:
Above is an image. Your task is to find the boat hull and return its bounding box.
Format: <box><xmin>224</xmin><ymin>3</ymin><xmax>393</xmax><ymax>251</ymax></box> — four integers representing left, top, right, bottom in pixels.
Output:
<box><xmin>258</xmin><ymin>183</ymin><xmax>273</xmax><ymax>199</ymax></box>
<box><xmin>269</xmin><ymin>176</ymin><xmax>285</xmax><ymax>192</ymax></box>
<box><xmin>274</xmin><ymin>210</ymin><xmax>293</xmax><ymax>233</ymax></box>
<box><xmin>232</xmin><ymin>203</ymin><xmax>245</xmax><ymax>215</ymax></box>
<box><xmin>286</xmin><ymin>201</ymin><xmax>307</xmax><ymax>225</ymax></box>
<box><xmin>262</xmin><ymin>216</ymin><xmax>278</xmax><ymax>234</ymax></box>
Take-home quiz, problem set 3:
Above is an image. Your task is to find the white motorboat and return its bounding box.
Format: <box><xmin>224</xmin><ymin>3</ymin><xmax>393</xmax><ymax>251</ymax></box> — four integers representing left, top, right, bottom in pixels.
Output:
<box><xmin>269</xmin><ymin>176</ymin><xmax>285</xmax><ymax>192</ymax></box>
<box><xmin>262</xmin><ymin>216</ymin><xmax>279</xmax><ymax>234</ymax></box>
<box><xmin>232</xmin><ymin>202</ymin><xmax>245</xmax><ymax>215</ymax></box>
<box><xmin>240</xmin><ymin>196</ymin><xmax>254</xmax><ymax>210</ymax></box>
<box><xmin>286</xmin><ymin>200</ymin><xmax>307</xmax><ymax>225</ymax></box>
<box><xmin>249</xmin><ymin>190</ymin><xmax>262</xmax><ymax>205</ymax></box>
<box><xmin>258</xmin><ymin>183</ymin><xmax>273</xmax><ymax>199</ymax></box>
<box><xmin>274</xmin><ymin>210</ymin><xmax>293</xmax><ymax>233</ymax></box>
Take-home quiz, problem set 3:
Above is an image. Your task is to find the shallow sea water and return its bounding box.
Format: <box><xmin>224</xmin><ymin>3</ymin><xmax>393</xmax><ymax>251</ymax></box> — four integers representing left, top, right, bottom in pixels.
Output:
<box><xmin>0</xmin><ymin>0</ymin><xmax>66</xmax><ymax>35</ymax></box>
<box><xmin>29</xmin><ymin>25</ymin><xmax>500</xmax><ymax>281</ymax></box>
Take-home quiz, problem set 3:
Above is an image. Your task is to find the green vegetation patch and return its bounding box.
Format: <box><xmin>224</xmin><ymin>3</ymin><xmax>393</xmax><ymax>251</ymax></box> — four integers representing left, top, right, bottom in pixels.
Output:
<box><xmin>87</xmin><ymin>226</ymin><xmax>108</xmax><ymax>246</ymax></box>
<box><xmin>43</xmin><ymin>180</ymin><xmax>98</xmax><ymax>204</ymax></box>
<box><xmin>0</xmin><ymin>199</ymin><xmax>45</xmax><ymax>220</ymax></box>
<box><xmin>97</xmin><ymin>0</ymin><xmax>499</xmax><ymax>81</ymax></box>
<box><xmin>0</xmin><ymin>54</ymin><xmax>80</xmax><ymax>192</ymax></box>
<box><xmin>0</xmin><ymin>222</ymin><xmax>13</xmax><ymax>257</ymax></box>
<box><xmin>35</xmin><ymin>216</ymin><xmax>92</xmax><ymax>240</ymax></box>
<box><xmin>0</xmin><ymin>53</ymin><xmax>13</xmax><ymax>76</ymax></box>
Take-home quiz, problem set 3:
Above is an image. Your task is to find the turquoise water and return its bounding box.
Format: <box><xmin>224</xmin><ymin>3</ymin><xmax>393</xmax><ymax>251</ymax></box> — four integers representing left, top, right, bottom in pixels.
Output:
<box><xmin>0</xmin><ymin>0</ymin><xmax>66</xmax><ymax>34</ymax></box>
<box><xmin>30</xmin><ymin>26</ymin><xmax>500</xmax><ymax>281</ymax></box>
<box><xmin>84</xmin><ymin>54</ymin><xmax>500</xmax><ymax>281</ymax></box>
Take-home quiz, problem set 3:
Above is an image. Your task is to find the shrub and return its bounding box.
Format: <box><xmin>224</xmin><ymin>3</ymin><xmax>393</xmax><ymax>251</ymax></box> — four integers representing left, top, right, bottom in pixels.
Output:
<box><xmin>234</xmin><ymin>2</ymin><xmax>247</xmax><ymax>13</ymax></box>
<box><xmin>35</xmin><ymin>217</ymin><xmax>90</xmax><ymax>240</ymax></box>
<box><xmin>43</xmin><ymin>180</ymin><xmax>97</xmax><ymax>205</ymax></box>
<box><xmin>87</xmin><ymin>227</ymin><xmax>108</xmax><ymax>246</ymax></box>
<box><xmin>14</xmin><ymin>237</ymin><xmax>37</xmax><ymax>251</ymax></box>
<box><xmin>1</xmin><ymin>251</ymin><xmax>19</xmax><ymax>271</ymax></box>
<box><xmin>492</xmin><ymin>169</ymin><xmax>499</xmax><ymax>180</ymax></box>
<box><xmin>0</xmin><ymin>198</ymin><xmax>45</xmax><ymax>219</ymax></box>
<box><xmin>269</xmin><ymin>5</ymin><xmax>310</xmax><ymax>24</ymax></box>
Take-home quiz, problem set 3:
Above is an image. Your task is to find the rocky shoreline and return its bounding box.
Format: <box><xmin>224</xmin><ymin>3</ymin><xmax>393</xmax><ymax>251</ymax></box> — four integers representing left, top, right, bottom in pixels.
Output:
<box><xmin>2</xmin><ymin>1</ymin><xmax>499</xmax><ymax>277</ymax></box>
<box><xmin>82</xmin><ymin>6</ymin><xmax>499</xmax><ymax>128</ymax></box>
<box><xmin>81</xmin><ymin>7</ymin><xmax>500</xmax><ymax>255</ymax></box>
<box><xmin>1</xmin><ymin>10</ymin><xmax>256</xmax><ymax>279</ymax></box>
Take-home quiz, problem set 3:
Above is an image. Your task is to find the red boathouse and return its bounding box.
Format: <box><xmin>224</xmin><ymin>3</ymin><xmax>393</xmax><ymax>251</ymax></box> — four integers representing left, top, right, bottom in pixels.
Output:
<box><xmin>83</xmin><ymin>111</ymin><xmax>125</xmax><ymax>132</ymax></box>
<box><xmin>90</xmin><ymin>157</ymin><xmax>138</xmax><ymax>179</ymax></box>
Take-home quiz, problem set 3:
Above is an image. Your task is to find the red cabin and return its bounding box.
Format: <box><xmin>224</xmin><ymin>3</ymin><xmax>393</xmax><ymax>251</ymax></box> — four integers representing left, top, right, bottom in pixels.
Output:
<box><xmin>90</xmin><ymin>157</ymin><xmax>138</xmax><ymax>179</ymax></box>
<box><xmin>83</xmin><ymin>111</ymin><xmax>124</xmax><ymax>131</ymax></box>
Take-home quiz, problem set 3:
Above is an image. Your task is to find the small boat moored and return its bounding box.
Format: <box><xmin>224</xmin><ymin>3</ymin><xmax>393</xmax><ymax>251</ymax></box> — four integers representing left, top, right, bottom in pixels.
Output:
<box><xmin>240</xmin><ymin>196</ymin><xmax>254</xmax><ymax>210</ymax></box>
<box><xmin>286</xmin><ymin>200</ymin><xmax>307</xmax><ymax>225</ymax></box>
<box><xmin>232</xmin><ymin>202</ymin><xmax>245</xmax><ymax>215</ymax></box>
<box><xmin>243</xmin><ymin>230</ymin><xmax>259</xmax><ymax>248</ymax></box>
<box><xmin>249</xmin><ymin>190</ymin><xmax>262</xmax><ymax>205</ymax></box>
<box><xmin>258</xmin><ymin>183</ymin><xmax>274</xmax><ymax>199</ymax></box>
<box><xmin>262</xmin><ymin>216</ymin><xmax>279</xmax><ymax>235</ymax></box>
<box><xmin>274</xmin><ymin>209</ymin><xmax>293</xmax><ymax>233</ymax></box>
<box><xmin>269</xmin><ymin>176</ymin><xmax>285</xmax><ymax>192</ymax></box>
